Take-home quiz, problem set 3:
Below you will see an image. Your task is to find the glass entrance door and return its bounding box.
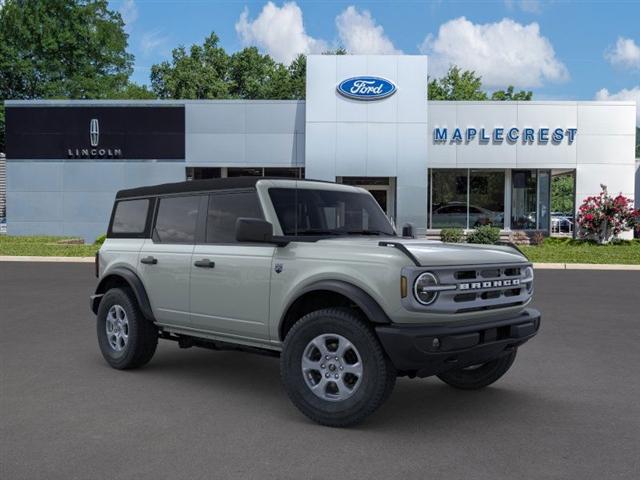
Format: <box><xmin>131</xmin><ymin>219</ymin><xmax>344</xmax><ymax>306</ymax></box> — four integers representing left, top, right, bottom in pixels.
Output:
<box><xmin>369</xmin><ymin>189</ymin><xmax>388</xmax><ymax>213</ymax></box>
<box><xmin>510</xmin><ymin>169</ymin><xmax>551</xmax><ymax>231</ymax></box>
<box><xmin>338</xmin><ymin>177</ymin><xmax>396</xmax><ymax>225</ymax></box>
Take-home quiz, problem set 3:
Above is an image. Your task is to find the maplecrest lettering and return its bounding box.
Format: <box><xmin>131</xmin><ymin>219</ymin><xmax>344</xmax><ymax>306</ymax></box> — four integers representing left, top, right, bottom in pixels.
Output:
<box><xmin>433</xmin><ymin>127</ymin><xmax>577</xmax><ymax>145</ymax></box>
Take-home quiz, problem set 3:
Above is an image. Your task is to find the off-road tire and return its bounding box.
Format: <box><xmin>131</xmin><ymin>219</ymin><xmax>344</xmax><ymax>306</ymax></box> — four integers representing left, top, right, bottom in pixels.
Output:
<box><xmin>97</xmin><ymin>287</ymin><xmax>158</xmax><ymax>370</ymax></box>
<box><xmin>436</xmin><ymin>349</ymin><xmax>517</xmax><ymax>390</ymax></box>
<box><xmin>280</xmin><ymin>308</ymin><xmax>396</xmax><ymax>427</ymax></box>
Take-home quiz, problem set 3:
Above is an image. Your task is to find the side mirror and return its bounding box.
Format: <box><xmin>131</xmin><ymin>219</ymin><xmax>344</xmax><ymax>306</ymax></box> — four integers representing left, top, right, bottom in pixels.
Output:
<box><xmin>402</xmin><ymin>223</ymin><xmax>415</xmax><ymax>239</ymax></box>
<box><xmin>236</xmin><ymin>218</ymin><xmax>274</xmax><ymax>243</ymax></box>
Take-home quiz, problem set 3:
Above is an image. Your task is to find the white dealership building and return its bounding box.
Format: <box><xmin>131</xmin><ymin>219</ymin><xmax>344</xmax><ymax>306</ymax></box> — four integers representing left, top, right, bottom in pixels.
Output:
<box><xmin>3</xmin><ymin>55</ymin><xmax>638</xmax><ymax>241</ymax></box>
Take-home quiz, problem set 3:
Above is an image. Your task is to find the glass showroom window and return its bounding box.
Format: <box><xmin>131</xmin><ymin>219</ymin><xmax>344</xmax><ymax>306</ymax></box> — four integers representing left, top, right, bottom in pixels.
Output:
<box><xmin>469</xmin><ymin>170</ymin><xmax>505</xmax><ymax>228</ymax></box>
<box><xmin>429</xmin><ymin>170</ymin><xmax>468</xmax><ymax>228</ymax></box>
<box><xmin>429</xmin><ymin>169</ymin><xmax>505</xmax><ymax>229</ymax></box>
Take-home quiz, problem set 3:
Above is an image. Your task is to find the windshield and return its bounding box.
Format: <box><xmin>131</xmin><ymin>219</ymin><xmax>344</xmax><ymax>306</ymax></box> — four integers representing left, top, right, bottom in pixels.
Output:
<box><xmin>268</xmin><ymin>188</ymin><xmax>396</xmax><ymax>237</ymax></box>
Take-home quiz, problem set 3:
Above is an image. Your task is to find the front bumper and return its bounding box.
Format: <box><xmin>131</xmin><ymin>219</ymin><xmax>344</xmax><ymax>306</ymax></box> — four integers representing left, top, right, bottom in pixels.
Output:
<box><xmin>375</xmin><ymin>308</ymin><xmax>541</xmax><ymax>378</ymax></box>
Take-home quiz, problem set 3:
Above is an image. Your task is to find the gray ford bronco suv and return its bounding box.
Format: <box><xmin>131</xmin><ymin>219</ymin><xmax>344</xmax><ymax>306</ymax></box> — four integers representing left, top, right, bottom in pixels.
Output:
<box><xmin>91</xmin><ymin>177</ymin><xmax>540</xmax><ymax>427</ymax></box>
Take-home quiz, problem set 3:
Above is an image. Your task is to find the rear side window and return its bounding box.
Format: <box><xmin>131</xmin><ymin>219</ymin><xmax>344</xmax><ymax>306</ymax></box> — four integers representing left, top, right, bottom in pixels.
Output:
<box><xmin>111</xmin><ymin>199</ymin><xmax>150</xmax><ymax>234</ymax></box>
<box><xmin>154</xmin><ymin>195</ymin><xmax>200</xmax><ymax>244</ymax></box>
<box><xmin>206</xmin><ymin>191</ymin><xmax>263</xmax><ymax>243</ymax></box>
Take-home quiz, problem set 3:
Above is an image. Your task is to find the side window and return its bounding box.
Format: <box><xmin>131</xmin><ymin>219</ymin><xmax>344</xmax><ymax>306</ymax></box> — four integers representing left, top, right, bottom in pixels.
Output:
<box><xmin>206</xmin><ymin>191</ymin><xmax>263</xmax><ymax>243</ymax></box>
<box><xmin>154</xmin><ymin>195</ymin><xmax>200</xmax><ymax>244</ymax></box>
<box><xmin>111</xmin><ymin>199</ymin><xmax>149</xmax><ymax>235</ymax></box>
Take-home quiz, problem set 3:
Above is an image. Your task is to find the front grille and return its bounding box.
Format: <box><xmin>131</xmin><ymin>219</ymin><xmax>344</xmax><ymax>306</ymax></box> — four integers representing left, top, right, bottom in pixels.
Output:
<box><xmin>411</xmin><ymin>263</ymin><xmax>533</xmax><ymax>314</ymax></box>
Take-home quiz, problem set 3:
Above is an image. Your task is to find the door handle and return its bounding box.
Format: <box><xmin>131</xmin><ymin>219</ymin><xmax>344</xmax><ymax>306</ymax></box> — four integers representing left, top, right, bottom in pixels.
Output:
<box><xmin>141</xmin><ymin>256</ymin><xmax>158</xmax><ymax>265</ymax></box>
<box><xmin>194</xmin><ymin>259</ymin><xmax>215</xmax><ymax>268</ymax></box>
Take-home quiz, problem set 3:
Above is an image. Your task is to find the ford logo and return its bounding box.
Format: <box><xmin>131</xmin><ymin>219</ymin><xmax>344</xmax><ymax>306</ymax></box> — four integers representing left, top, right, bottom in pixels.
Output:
<box><xmin>337</xmin><ymin>76</ymin><xmax>397</xmax><ymax>101</ymax></box>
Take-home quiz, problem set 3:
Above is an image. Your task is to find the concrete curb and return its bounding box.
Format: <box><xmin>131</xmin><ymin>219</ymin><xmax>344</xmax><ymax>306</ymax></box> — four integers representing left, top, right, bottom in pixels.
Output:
<box><xmin>0</xmin><ymin>256</ymin><xmax>95</xmax><ymax>263</ymax></box>
<box><xmin>532</xmin><ymin>263</ymin><xmax>640</xmax><ymax>270</ymax></box>
<box><xmin>0</xmin><ymin>256</ymin><xmax>638</xmax><ymax>270</ymax></box>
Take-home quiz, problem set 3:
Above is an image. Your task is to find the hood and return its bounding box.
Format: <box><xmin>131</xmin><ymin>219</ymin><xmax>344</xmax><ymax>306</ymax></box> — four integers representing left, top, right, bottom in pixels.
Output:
<box><xmin>396</xmin><ymin>239</ymin><xmax>527</xmax><ymax>266</ymax></box>
<box><xmin>315</xmin><ymin>237</ymin><xmax>527</xmax><ymax>267</ymax></box>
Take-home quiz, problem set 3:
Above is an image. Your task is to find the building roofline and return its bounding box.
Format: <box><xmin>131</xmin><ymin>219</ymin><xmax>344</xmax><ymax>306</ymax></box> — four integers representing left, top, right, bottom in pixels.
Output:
<box><xmin>4</xmin><ymin>99</ymin><xmax>305</xmax><ymax>107</ymax></box>
<box><xmin>427</xmin><ymin>100</ymin><xmax>636</xmax><ymax>106</ymax></box>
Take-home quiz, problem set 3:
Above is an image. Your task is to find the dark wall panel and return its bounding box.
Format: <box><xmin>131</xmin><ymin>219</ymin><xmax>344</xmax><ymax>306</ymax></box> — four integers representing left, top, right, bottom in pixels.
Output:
<box><xmin>6</xmin><ymin>106</ymin><xmax>185</xmax><ymax>159</ymax></box>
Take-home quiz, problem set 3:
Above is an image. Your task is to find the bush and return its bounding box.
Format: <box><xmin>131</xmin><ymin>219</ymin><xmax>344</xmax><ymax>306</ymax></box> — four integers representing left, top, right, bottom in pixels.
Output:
<box><xmin>530</xmin><ymin>231</ymin><xmax>545</xmax><ymax>246</ymax></box>
<box><xmin>440</xmin><ymin>228</ymin><xmax>464</xmax><ymax>243</ymax></box>
<box><xmin>467</xmin><ymin>225</ymin><xmax>500</xmax><ymax>244</ymax></box>
<box><xmin>94</xmin><ymin>234</ymin><xmax>107</xmax><ymax>246</ymax></box>
<box><xmin>577</xmin><ymin>184</ymin><xmax>639</xmax><ymax>244</ymax></box>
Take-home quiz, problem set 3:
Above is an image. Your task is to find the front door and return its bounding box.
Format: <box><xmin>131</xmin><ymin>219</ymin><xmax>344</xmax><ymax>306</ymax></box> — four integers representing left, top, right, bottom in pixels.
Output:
<box><xmin>369</xmin><ymin>189</ymin><xmax>388</xmax><ymax>215</ymax></box>
<box><xmin>338</xmin><ymin>177</ymin><xmax>396</xmax><ymax>225</ymax></box>
<box><xmin>138</xmin><ymin>194</ymin><xmax>202</xmax><ymax>326</ymax></box>
<box><xmin>189</xmin><ymin>190</ymin><xmax>274</xmax><ymax>342</ymax></box>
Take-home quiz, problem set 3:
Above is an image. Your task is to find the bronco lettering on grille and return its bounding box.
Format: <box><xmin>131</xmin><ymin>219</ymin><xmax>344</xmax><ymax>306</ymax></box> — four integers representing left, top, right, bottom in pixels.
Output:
<box><xmin>458</xmin><ymin>279</ymin><xmax>520</xmax><ymax>290</ymax></box>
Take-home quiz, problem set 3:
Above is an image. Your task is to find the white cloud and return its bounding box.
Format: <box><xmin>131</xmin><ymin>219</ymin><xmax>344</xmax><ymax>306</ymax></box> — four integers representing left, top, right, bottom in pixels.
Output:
<box><xmin>605</xmin><ymin>37</ymin><xmax>640</xmax><ymax>70</ymax></box>
<box><xmin>335</xmin><ymin>6</ymin><xmax>401</xmax><ymax>55</ymax></box>
<box><xmin>140</xmin><ymin>30</ymin><xmax>167</xmax><ymax>56</ymax></box>
<box><xmin>235</xmin><ymin>1</ymin><xmax>327</xmax><ymax>64</ymax></box>
<box><xmin>504</xmin><ymin>0</ymin><xmax>542</xmax><ymax>14</ymax></box>
<box><xmin>595</xmin><ymin>86</ymin><xmax>640</xmax><ymax>124</ymax></box>
<box><xmin>420</xmin><ymin>17</ymin><xmax>568</xmax><ymax>88</ymax></box>
<box><xmin>119</xmin><ymin>0</ymin><xmax>138</xmax><ymax>33</ymax></box>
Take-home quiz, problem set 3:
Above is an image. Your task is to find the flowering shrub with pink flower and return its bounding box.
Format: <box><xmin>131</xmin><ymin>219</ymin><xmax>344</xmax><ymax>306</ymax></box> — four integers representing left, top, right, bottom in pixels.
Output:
<box><xmin>576</xmin><ymin>184</ymin><xmax>639</xmax><ymax>243</ymax></box>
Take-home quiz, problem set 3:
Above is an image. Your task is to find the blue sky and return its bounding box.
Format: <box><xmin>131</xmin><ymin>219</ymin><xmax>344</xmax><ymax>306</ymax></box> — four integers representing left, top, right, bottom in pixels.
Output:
<box><xmin>113</xmin><ymin>0</ymin><xmax>640</xmax><ymax>121</ymax></box>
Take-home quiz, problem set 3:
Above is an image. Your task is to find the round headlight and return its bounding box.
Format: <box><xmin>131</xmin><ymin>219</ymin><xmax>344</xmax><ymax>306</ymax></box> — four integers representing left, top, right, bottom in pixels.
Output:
<box><xmin>524</xmin><ymin>266</ymin><xmax>534</xmax><ymax>293</ymax></box>
<box><xmin>414</xmin><ymin>272</ymin><xmax>439</xmax><ymax>305</ymax></box>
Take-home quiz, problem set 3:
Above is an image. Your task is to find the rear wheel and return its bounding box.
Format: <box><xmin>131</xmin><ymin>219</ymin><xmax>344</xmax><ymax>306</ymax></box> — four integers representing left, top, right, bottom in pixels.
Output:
<box><xmin>280</xmin><ymin>308</ymin><xmax>396</xmax><ymax>427</ymax></box>
<box><xmin>436</xmin><ymin>349</ymin><xmax>517</xmax><ymax>390</ymax></box>
<box><xmin>96</xmin><ymin>287</ymin><xmax>158</xmax><ymax>370</ymax></box>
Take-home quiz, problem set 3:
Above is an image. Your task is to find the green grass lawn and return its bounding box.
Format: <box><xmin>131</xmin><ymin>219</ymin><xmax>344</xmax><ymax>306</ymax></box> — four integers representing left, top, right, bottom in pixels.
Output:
<box><xmin>1</xmin><ymin>235</ymin><xmax>639</xmax><ymax>264</ymax></box>
<box><xmin>520</xmin><ymin>238</ymin><xmax>640</xmax><ymax>264</ymax></box>
<box><xmin>0</xmin><ymin>235</ymin><xmax>100</xmax><ymax>257</ymax></box>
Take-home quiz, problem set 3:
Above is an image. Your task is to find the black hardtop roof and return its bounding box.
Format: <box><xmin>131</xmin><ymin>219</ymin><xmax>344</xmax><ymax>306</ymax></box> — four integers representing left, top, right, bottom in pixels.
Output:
<box><xmin>115</xmin><ymin>177</ymin><xmax>333</xmax><ymax>199</ymax></box>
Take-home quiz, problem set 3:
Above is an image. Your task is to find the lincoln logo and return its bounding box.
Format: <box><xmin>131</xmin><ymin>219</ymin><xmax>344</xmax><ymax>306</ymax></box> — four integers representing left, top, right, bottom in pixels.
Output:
<box><xmin>67</xmin><ymin>118</ymin><xmax>122</xmax><ymax>158</ymax></box>
<box><xmin>337</xmin><ymin>76</ymin><xmax>397</xmax><ymax>100</ymax></box>
<box><xmin>90</xmin><ymin>118</ymin><xmax>99</xmax><ymax>147</ymax></box>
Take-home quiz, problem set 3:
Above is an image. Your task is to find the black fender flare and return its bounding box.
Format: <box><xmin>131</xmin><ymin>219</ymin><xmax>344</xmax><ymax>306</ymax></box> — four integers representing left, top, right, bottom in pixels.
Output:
<box><xmin>91</xmin><ymin>267</ymin><xmax>155</xmax><ymax>321</ymax></box>
<box><xmin>280</xmin><ymin>280</ymin><xmax>391</xmax><ymax>337</ymax></box>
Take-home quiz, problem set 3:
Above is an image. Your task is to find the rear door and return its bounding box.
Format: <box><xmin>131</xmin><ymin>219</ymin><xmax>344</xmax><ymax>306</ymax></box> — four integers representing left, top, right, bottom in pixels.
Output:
<box><xmin>138</xmin><ymin>194</ymin><xmax>202</xmax><ymax>327</ymax></box>
<box><xmin>189</xmin><ymin>189</ymin><xmax>274</xmax><ymax>342</ymax></box>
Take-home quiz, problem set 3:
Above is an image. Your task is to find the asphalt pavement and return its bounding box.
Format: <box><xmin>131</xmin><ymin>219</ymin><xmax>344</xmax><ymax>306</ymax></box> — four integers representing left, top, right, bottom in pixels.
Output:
<box><xmin>1</xmin><ymin>262</ymin><xmax>639</xmax><ymax>480</ymax></box>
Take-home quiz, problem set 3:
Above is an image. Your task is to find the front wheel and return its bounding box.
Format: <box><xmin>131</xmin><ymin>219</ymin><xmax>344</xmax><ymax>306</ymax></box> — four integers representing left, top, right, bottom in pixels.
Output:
<box><xmin>436</xmin><ymin>349</ymin><xmax>517</xmax><ymax>390</ymax></box>
<box><xmin>280</xmin><ymin>308</ymin><xmax>396</xmax><ymax>427</ymax></box>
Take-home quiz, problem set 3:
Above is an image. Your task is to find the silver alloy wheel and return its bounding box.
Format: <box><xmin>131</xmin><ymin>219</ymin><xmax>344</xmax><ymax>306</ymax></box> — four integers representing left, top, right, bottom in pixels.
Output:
<box><xmin>105</xmin><ymin>304</ymin><xmax>129</xmax><ymax>352</ymax></box>
<box><xmin>301</xmin><ymin>333</ymin><xmax>363</xmax><ymax>402</ymax></box>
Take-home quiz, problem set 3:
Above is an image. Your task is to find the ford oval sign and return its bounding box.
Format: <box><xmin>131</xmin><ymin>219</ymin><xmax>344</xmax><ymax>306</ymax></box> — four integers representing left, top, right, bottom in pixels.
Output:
<box><xmin>337</xmin><ymin>77</ymin><xmax>397</xmax><ymax>101</ymax></box>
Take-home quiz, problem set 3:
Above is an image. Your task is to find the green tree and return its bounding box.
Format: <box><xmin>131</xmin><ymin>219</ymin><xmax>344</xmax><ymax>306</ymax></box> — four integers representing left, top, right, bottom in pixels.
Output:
<box><xmin>228</xmin><ymin>47</ymin><xmax>286</xmax><ymax>99</ymax></box>
<box><xmin>150</xmin><ymin>33</ymin><xmax>230</xmax><ymax>99</ymax></box>
<box><xmin>150</xmin><ymin>33</ymin><xmax>308</xmax><ymax>100</ymax></box>
<box><xmin>288</xmin><ymin>54</ymin><xmax>307</xmax><ymax>100</ymax></box>
<box><xmin>0</xmin><ymin>0</ymin><xmax>140</xmax><ymax>151</ymax></box>
<box><xmin>428</xmin><ymin>66</ymin><xmax>488</xmax><ymax>101</ymax></box>
<box><xmin>551</xmin><ymin>174</ymin><xmax>575</xmax><ymax>213</ymax></box>
<box><xmin>491</xmin><ymin>86</ymin><xmax>533</xmax><ymax>101</ymax></box>
<box><xmin>428</xmin><ymin>66</ymin><xmax>533</xmax><ymax>102</ymax></box>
